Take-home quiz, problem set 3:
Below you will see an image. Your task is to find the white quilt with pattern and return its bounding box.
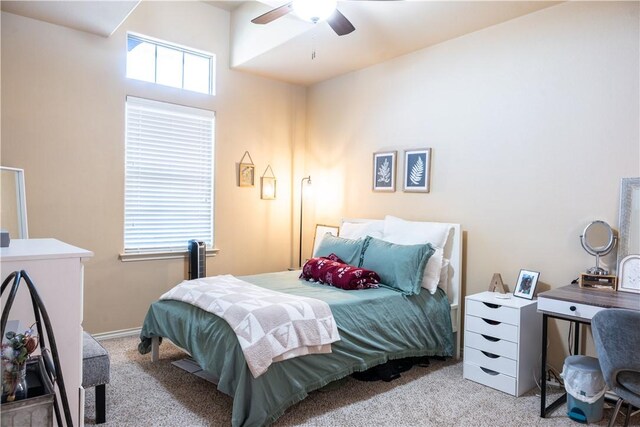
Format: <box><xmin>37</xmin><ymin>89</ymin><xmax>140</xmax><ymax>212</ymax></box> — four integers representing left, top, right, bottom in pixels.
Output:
<box><xmin>160</xmin><ymin>274</ymin><xmax>340</xmax><ymax>378</ymax></box>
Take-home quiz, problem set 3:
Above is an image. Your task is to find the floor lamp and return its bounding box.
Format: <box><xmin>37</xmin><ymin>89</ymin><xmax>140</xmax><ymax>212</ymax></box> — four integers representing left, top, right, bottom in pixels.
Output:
<box><xmin>299</xmin><ymin>176</ymin><xmax>312</xmax><ymax>268</ymax></box>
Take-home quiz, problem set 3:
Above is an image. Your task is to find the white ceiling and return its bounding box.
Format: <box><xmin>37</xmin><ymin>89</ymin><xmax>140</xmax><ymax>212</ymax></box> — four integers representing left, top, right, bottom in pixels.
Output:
<box><xmin>1</xmin><ymin>0</ymin><xmax>560</xmax><ymax>86</ymax></box>
<box><xmin>206</xmin><ymin>1</ymin><xmax>246</xmax><ymax>12</ymax></box>
<box><xmin>229</xmin><ymin>1</ymin><xmax>560</xmax><ymax>85</ymax></box>
<box><xmin>0</xmin><ymin>0</ymin><xmax>140</xmax><ymax>37</ymax></box>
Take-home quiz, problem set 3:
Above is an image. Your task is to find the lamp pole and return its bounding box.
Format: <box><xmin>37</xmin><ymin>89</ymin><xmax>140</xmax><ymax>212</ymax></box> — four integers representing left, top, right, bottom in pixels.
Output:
<box><xmin>299</xmin><ymin>176</ymin><xmax>311</xmax><ymax>268</ymax></box>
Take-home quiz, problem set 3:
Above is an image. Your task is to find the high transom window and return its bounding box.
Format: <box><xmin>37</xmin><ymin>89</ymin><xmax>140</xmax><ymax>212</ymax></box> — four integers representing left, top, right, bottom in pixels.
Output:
<box><xmin>127</xmin><ymin>33</ymin><xmax>215</xmax><ymax>95</ymax></box>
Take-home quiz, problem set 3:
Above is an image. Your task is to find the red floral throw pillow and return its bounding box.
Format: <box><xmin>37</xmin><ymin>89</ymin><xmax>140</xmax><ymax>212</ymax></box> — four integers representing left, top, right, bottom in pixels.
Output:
<box><xmin>300</xmin><ymin>254</ymin><xmax>380</xmax><ymax>290</ymax></box>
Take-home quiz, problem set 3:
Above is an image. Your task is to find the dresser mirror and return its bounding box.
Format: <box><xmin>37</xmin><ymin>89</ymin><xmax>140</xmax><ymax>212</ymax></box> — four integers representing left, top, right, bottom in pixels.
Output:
<box><xmin>0</xmin><ymin>167</ymin><xmax>28</xmax><ymax>239</ymax></box>
<box><xmin>580</xmin><ymin>220</ymin><xmax>616</xmax><ymax>275</ymax></box>
<box><xmin>617</xmin><ymin>177</ymin><xmax>640</xmax><ymax>264</ymax></box>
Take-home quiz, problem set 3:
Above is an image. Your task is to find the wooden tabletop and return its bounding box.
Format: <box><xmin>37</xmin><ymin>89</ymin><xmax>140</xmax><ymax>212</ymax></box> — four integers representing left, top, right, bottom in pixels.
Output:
<box><xmin>538</xmin><ymin>284</ymin><xmax>640</xmax><ymax>311</ymax></box>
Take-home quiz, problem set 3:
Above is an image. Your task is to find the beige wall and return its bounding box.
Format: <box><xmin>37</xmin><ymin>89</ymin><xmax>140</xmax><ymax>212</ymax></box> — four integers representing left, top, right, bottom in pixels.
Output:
<box><xmin>304</xmin><ymin>2</ymin><xmax>639</xmax><ymax>367</ymax></box>
<box><xmin>0</xmin><ymin>170</ymin><xmax>20</xmax><ymax>237</ymax></box>
<box><xmin>1</xmin><ymin>2</ymin><xmax>306</xmax><ymax>333</ymax></box>
<box><xmin>1</xmin><ymin>1</ymin><xmax>638</xmax><ymax>369</ymax></box>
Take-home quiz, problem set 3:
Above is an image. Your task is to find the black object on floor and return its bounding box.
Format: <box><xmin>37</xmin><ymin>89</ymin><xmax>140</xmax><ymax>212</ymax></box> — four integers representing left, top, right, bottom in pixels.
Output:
<box><xmin>351</xmin><ymin>356</ymin><xmax>431</xmax><ymax>382</ymax></box>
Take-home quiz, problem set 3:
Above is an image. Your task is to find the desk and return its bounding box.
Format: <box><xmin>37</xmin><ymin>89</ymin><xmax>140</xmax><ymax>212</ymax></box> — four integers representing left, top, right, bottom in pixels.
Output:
<box><xmin>537</xmin><ymin>284</ymin><xmax>640</xmax><ymax>418</ymax></box>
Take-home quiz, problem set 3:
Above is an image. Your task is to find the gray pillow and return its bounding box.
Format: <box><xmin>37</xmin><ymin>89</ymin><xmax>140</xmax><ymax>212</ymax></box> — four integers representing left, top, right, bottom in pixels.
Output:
<box><xmin>314</xmin><ymin>234</ymin><xmax>365</xmax><ymax>266</ymax></box>
<box><xmin>360</xmin><ymin>236</ymin><xmax>435</xmax><ymax>295</ymax></box>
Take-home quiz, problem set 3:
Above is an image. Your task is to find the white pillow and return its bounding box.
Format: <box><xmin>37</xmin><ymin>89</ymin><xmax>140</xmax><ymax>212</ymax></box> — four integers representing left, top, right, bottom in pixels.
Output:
<box><xmin>438</xmin><ymin>258</ymin><xmax>450</xmax><ymax>292</ymax></box>
<box><xmin>382</xmin><ymin>215</ymin><xmax>452</xmax><ymax>294</ymax></box>
<box><xmin>339</xmin><ymin>220</ymin><xmax>384</xmax><ymax>240</ymax></box>
<box><xmin>420</xmin><ymin>247</ymin><xmax>444</xmax><ymax>294</ymax></box>
<box><xmin>383</xmin><ymin>215</ymin><xmax>451</xmax><ymax>247</ymax></box>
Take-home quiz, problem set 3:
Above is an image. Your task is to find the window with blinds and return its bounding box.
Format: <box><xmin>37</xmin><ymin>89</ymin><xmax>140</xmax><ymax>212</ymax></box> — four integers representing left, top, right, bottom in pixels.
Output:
<box><xmin>124</xmin><ymin>96</ymin><xmax>214</xmax><ymax>254</ymax></box>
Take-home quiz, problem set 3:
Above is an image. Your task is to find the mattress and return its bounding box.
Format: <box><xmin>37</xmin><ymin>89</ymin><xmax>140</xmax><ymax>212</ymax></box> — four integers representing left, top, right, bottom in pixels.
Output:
<box><xmin>139</xmin><ymin>270</ymin><xmax>453</xmax><ymax>427</ymax></box>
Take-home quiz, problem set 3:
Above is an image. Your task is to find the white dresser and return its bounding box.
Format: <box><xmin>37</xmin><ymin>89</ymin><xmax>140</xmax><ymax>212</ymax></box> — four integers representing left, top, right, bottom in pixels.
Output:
<box><xmin>1</xmin><ymin>239</ymin><xmax>93</xmax><ymax>426</ymax></box>
<box><xmin>463</xmin><ymin>291</ymin><xmax>541</xmax><ymax>397</ymax></box>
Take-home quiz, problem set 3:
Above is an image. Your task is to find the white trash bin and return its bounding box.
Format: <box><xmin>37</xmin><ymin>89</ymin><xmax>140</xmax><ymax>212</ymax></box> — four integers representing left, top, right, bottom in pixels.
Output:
<box><xmin>561</xmin><ymin>355</ymin><xmax>606</xmax><ymax>424</ymax></box>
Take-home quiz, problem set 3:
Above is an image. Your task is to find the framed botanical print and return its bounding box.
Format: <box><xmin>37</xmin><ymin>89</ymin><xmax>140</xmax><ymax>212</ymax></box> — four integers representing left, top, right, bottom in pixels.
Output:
<box><xmin>238</xmin><ymin>151</ymin><xmax>255</xmax><ymax>187</ymax></box>
<box><xmin>403</xmin><ymin>148</ymin><xmax>431</xmax><ymax>193</ymax></box>
<box><xmin>239</xmin><ymin>163</ymin><xmax>255</xmax><ymax>187</ymax></box>
<box><xmin>373</xmin><ymin>151</ymin><xmax>396</xmax><ymax>192</ymax></box>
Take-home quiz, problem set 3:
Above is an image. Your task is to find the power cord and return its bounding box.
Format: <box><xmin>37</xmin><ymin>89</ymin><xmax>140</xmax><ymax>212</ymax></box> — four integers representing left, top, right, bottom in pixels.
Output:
<box><xmin>567</xmin><ymin>322</ymin><xmax>574</xmax><ymax>356</ymax></box>
<box><xmin>548</xmin><ymin>367</ymin><xmax>564</xmax><ymax>387</ymax></box>
<box><xmin>535</xmin><ymin>340</ymin><xmax>565</xmax><ymax>391</ymax></box>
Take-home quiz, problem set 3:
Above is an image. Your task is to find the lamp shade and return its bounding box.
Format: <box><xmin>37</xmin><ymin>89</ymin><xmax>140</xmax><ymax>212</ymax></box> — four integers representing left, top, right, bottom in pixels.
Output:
<box><xmin>292</xmin><ymin>0</ymin><xmax>337</xmax><ymax>23</ymax></box>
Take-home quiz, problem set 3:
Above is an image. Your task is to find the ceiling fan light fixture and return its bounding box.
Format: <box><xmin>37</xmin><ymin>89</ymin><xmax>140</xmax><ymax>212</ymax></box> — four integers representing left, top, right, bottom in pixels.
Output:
<box><xmin>292</xmin><ymin>0</ymin><xmax>337</xmax><ymax>24</ymax></box>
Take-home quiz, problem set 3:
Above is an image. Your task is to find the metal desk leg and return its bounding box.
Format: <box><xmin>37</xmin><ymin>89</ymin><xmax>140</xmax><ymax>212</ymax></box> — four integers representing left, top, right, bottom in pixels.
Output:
<box><xmin>540</xmin><ymin>313</ymin><xmax>568</xmax><ymax>417</ymax></box>
<box><xmin>541</xmin><ymin>313</ymin><xmax>548</xmax><ymax>417</ymax></box>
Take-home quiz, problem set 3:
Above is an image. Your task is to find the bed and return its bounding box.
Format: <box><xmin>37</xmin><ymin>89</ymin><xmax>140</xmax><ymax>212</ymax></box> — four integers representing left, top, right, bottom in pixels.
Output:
<box><xmin>139</xmin><ymin>217</ymin><xmax>462</xmax><ymax>427</ymax></box>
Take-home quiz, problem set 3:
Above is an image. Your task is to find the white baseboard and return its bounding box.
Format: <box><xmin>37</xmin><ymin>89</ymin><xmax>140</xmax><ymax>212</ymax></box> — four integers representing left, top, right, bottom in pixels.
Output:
<box><xmin>90</xmin><ymin>327</ymin><xmax>141</xmax><ymax>341</ymax></box>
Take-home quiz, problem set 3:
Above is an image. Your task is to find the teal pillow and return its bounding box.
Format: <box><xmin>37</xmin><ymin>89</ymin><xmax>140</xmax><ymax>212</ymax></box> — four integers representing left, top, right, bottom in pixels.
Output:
<box><xmin>314</xmin><ymin>234</ymin><xmax>365</xmax><ymax>266</ymax></box>
<box><xmin>360</xmin><ymin>236</ymin><xmax>435</xmax><ymax>295</ymax></box>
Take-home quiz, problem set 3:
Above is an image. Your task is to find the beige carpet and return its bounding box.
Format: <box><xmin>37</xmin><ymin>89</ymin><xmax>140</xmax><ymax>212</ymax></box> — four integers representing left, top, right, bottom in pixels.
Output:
<box><xmin>83</xmin><ymin>336</ymin><xmax>637</xmax><ymax>426</ymax></box>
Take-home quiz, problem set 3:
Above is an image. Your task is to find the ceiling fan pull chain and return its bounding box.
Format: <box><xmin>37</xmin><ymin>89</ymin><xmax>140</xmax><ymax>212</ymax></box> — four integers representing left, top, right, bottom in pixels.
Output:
<box><xmin>311</xmin><ymin>34</ymin><xmax>316</xmax><ymax>60</ymax></box>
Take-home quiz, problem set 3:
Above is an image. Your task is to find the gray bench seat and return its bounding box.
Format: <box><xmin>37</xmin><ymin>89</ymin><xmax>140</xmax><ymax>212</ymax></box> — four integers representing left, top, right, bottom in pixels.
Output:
<box><xmin>82</xmin><ymin>332</ymin><xmax>110</xmax><ymax>424</ymax></box>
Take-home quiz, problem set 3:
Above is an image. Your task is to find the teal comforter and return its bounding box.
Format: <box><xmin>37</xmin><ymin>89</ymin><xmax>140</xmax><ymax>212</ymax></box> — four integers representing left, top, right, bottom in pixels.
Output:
<box><xmin>139</xmin><ymin>271</ymin><xmax>453</xmax><ymax>427</ymax></box>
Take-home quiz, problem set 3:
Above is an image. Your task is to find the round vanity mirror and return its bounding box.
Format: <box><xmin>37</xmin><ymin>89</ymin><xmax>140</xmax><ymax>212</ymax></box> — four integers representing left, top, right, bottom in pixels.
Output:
<box><xmin>580</xmin><ymin>220</ymin><xmax>617</xmax><ymax>275</ymax></box>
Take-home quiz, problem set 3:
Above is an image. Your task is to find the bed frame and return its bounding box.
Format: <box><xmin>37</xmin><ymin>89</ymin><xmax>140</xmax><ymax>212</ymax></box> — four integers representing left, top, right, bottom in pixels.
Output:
<box><xmin>151</xmin><ymin>219</ymin><xmax>462</xmax><ymax>361</ymax></box>
<box><xmin>340</xmin><ymin>218</ymin><xmax>462</xmax><ymax>359</ymax></box>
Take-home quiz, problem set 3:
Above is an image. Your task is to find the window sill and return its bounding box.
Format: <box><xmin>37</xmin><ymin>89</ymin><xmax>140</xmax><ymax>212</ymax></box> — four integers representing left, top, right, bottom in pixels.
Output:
<box><xmin>119</xmin><ymin>248</ymin><xmax>219</xmax><ymax>262</ymax></box>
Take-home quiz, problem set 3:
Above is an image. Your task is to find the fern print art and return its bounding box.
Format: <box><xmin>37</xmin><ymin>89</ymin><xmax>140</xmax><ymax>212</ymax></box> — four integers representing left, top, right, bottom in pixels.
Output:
<box><xmin>377</xmin><ymin>159</ymin><xmax>391</xmax><ymax>184</ymax></box>
<box><xmin>373</xmin><ymin>152</ymin><xmax>395</xmax><ymax>191</ymax></box>
<box><xmin>404</xmin><ymin>149</ymin><xmax>430</xmax><ymax>192</ymax></box>
<box><xmin>409</xmin><ymin>156</ymin><xmax>424</xmax><ymax>185</ymax></box>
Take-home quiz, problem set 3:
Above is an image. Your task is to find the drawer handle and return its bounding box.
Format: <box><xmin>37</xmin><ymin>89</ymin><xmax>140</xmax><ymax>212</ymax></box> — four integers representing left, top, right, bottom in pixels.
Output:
<box><xmin>482</xmin><ymin>318</ymin><xmax>501</xmax><ymax>326</ymax></box>
<box><xmin>480</xmin><ymin>367</ymin><xmax>499</xmax><ymax>376</ymax></box>
<box><xmin>481</xmin><ymin>334</ymin><xmax>500</xmax><ymax>342</ymax></box>
<box><xmin>481</xmin><ymin>351</ymin><xmax>499</xmax><ymax>359</ymax></box>
<box><xmin>483</xmin><ymin>302</ymin><xmax>500</xmax><ymax>309</ymax></box>
<box><xmin>570</xmin><ymin>306</ymin><xmax>577</xmax><ymax>312</ymax></box>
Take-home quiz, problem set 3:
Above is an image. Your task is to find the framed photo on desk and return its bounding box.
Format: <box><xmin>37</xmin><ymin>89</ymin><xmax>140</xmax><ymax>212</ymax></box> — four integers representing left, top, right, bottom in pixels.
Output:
<box><xmin>514</xmin><ymin>269</ymin><xmax>540</xmax><ymax>299</ymax></box>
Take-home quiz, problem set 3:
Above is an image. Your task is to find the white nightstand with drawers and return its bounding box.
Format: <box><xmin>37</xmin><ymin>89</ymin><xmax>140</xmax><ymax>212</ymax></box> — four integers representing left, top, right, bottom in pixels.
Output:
<box><xmin>463</xmin><ymin>291</ymin><xmax>541</xmax><ymax>397</ymax></box>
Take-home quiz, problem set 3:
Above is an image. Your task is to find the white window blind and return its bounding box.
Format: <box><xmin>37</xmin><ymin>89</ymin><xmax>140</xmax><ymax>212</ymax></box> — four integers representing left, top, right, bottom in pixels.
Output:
<box><xmin>125</xmin><ymin>96</ymin><xmax>214</xmax><ymax>254</ymax></box>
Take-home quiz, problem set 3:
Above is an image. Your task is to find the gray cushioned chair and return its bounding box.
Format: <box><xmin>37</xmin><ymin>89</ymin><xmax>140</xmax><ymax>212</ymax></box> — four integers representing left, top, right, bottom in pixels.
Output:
<box><xmin>82</xmin><ymin>332</ymin><xmax>110</xmax><ymax>424</ymax></box>
<box><xmin>591</xmin><ymin>309</ymin><xmax>640</xmax><ymax>427</ymax></box>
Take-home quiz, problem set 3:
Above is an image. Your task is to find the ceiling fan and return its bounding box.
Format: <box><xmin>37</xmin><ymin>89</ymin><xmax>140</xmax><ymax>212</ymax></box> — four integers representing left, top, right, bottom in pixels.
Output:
<box><xmin>251</xmin><ymin>0</ymin><xmax>356</xmax><ymax>36</ymax></box>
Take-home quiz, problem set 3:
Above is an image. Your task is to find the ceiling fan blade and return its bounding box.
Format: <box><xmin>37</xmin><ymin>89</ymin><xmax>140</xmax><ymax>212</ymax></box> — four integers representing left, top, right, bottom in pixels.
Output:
<box><xmin>251</xmin><ymin>2</ymin><xmax>293</xmax><ymax>25</ymax></box>
<box><xmin>327</xmin><ymin>9</ymin><xmax>355</xmax><ymax>36</ymax></box>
